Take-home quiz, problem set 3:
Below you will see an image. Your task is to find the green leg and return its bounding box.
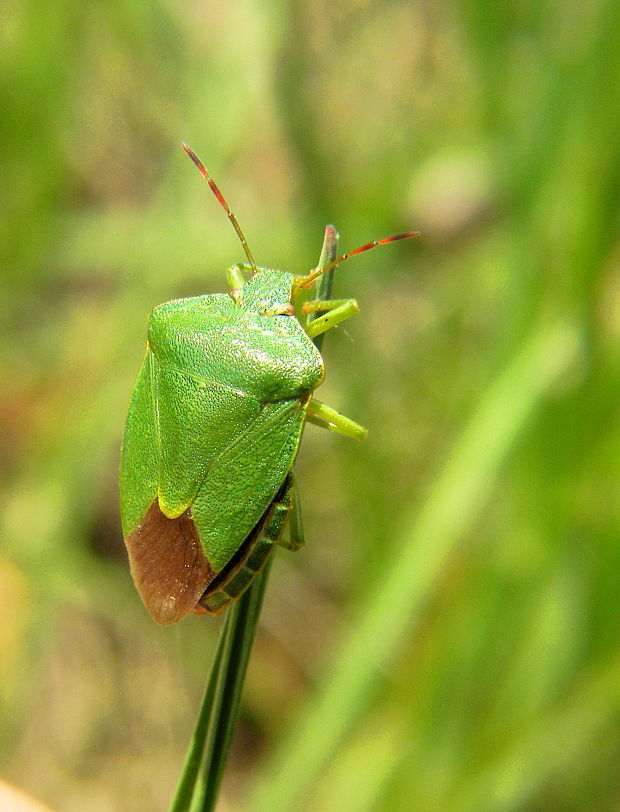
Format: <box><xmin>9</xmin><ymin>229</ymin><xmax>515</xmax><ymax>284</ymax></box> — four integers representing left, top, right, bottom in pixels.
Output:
<box><xmin>307</xmin><ymin>398</ymin><xmax>368</xmax><ymax>440</ymax></box>
<box><xmin>199</xmin><ymin>474</ymin><xmax>297</xmax><ymax>614</ymax></box>
<box><xmin>303</xmin><ymin>298</ymin><xmax>367</xmax><ymax>439</ymax></box>
<box><xmin>301</xmin><ymin>272</ymin><xmax>367</xmax><ymax>439</ymax></box>
<box><xmin>277</xmin><ymin>472</ymin><xmax>305</xmax><ymax>551</ymax></box>
<box><xmin>226</xmin><ymin>263</ymin><xmax>255</xmax><ymax>300</ymax></box>
<box><xmin>303</xmin><ymin>298</ymin><xmax>359</xmax><ymax>339</ymax></box>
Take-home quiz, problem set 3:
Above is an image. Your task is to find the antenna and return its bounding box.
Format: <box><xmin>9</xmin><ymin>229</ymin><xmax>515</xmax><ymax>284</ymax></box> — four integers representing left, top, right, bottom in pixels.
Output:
<box><xmin>182</xmin><ymin>143</ymin><xmax>258</xmax><ymax>274</ymax></box>
<box><xmin>294</xmin><ymin>231</ymin><xmax>420</xmax><ymax>291</ymax></box>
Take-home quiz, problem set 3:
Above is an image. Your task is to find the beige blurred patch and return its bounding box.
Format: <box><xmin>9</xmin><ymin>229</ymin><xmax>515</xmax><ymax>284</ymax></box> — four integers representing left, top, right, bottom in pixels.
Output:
<box><xmin>407</xmin><ymin>149</ymin><xmax>495</xmax><ymax>241</ymax></box>
<box><xmin>0</xmin><ymin>557</ymin><xmax>30</xmax><ymax>690</ymax></box>
<box><xmin>598</xmin><ymin>239</ymin><xmax>620</xmax><ymax>344</ymax></box>
<box><xmin>0</xmin><ymin>778</ymin><xmax>55</xmax><ymax>812</ymax></box>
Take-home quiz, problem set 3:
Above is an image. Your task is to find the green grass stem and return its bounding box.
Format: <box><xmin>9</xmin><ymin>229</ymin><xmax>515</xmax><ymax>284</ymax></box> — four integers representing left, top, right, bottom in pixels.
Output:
<box><xmin>168</xmin><ymin>226</ymin><xmax>341</xmax><ymax>811</ymax></box>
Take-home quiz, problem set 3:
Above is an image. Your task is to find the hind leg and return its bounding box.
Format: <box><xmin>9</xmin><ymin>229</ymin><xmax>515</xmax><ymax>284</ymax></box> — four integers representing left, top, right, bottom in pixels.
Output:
<box><xmin>198</xmin><ymin>474</ymin><xmax>297</xmax><ymax>614</ymax></box>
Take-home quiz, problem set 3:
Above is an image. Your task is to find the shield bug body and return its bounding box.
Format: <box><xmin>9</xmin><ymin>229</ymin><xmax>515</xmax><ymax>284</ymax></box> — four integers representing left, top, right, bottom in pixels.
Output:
<box><xmin>120</xmin><ymin>144</ymin><xmax>417</xmax><ymax>624</ymax></box>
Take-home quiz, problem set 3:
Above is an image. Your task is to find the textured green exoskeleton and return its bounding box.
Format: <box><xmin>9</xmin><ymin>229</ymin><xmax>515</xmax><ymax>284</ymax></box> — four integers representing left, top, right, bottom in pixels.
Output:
<box><xmin>120</xmin><ymin>144</ymin><xmax>417</xmax><ymax>624</ymax></box>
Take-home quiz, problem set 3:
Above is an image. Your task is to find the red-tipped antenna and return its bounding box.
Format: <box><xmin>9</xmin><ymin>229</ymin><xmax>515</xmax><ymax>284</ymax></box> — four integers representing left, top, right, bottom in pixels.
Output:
<box><xmin>182</xmin><ymin>143</ymin><xmax>258</xmax><ymax>274</ymax></box>
<box><xmin>295</xmin><ymin>231</ymin><xmax>420</xmax><ymax>290</ymax></box>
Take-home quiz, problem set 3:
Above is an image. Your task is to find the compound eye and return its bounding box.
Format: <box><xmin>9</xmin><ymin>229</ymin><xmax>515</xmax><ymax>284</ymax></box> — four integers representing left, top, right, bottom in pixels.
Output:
<box><xmin>263</xmin><ymin>303</ymin><xmax>295</xmax><ymax>317</ymax></box>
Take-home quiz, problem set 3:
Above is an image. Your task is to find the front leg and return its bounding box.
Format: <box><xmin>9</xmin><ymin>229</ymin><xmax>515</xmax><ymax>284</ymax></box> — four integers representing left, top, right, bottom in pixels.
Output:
<box><xmin>226</xmin><ymin>263</ymin><xmax>255</xmax><ymax>302</ymax></box>
<box><xmin>302</xmin><ymin>298</ymin><xmax>359</xmax><ymax>339</ymax></box>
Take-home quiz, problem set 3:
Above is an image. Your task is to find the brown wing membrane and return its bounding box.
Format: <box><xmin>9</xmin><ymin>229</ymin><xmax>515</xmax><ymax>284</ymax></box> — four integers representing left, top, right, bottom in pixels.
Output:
<box><xmin>125</xmin><ymin>500</ymin><xmax>217</xmax><ymax>625</ymax></box>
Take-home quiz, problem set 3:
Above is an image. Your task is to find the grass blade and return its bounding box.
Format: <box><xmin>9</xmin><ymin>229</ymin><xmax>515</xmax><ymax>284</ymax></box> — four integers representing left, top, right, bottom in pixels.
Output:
<box><xmin>168</xmin><ymin>225</ymin><xmax>341</xmax><ymax>811</ymax></box>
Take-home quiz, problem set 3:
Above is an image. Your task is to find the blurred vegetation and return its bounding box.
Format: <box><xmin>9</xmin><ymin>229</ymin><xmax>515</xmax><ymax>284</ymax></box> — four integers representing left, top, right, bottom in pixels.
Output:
<box><xmin>1</xmin><ymin>1</ymin><xmax>619</xmax><ymax>810</ymax></box>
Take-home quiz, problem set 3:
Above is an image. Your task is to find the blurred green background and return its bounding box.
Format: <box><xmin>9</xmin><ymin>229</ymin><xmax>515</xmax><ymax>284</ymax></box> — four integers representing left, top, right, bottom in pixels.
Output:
<box><xmin>1</xmin><ymin>1</ymin><xmax>620</xmax><ymax>810</ymax></box>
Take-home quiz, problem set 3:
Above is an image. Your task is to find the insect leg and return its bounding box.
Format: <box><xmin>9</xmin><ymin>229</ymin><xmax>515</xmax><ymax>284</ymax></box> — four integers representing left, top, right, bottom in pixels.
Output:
<box><xmin>226</xmin><ymin>263</ymin><xmax>255</xmax><ymax>299</ymax></box>
<box><xmin>198</xmin><ymin>474</ymin><xmax>297</xmax><ymax>613</ymax></box>
<box><xmin>303</xmin><ymin>298</ymin><xmax>359</xmax><ymax>339</ymax></box>
<box><xmin>277</xmin><ymin>472</ymin><xmax>305</xmax><ymax>551</ymax></box>
<box><xmin>307</xmin><ymin>398</ymin><xmax>368</xmax><ymax>440</ymax></box>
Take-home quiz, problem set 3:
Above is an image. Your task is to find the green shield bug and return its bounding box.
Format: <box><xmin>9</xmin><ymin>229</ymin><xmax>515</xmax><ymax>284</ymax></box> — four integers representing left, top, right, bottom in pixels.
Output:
<box><xmin>119</xmin><ymin>144</ymin><xmax>418</xmax><ymax>624</ymax></box>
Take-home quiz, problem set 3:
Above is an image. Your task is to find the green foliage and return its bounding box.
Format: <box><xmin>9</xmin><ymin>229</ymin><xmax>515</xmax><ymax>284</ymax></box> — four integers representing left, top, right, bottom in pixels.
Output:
<box><xmin>1</xmin><ymin>1</ymin><xmax>620</xmax><ymax>810</ymax></box>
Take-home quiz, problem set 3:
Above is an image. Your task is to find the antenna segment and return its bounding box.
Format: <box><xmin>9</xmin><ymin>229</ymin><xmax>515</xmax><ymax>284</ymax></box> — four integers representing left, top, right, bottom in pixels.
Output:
<box><xmin>295</xmin><ymin>231</ymin><xmax>420</xmax><ymax>290</ymax></box>
<box><xmin>182</xmin><ymin>143</ymin><xmax>258</xmax><ymax>274</ymax></box>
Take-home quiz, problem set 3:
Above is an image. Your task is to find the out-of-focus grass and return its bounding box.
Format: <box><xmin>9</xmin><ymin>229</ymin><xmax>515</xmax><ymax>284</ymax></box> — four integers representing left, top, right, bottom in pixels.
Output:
<box><xmin>1</xmin><ymin>2</ymin><xmax>619</xmax><ymax>811</ymax></box>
